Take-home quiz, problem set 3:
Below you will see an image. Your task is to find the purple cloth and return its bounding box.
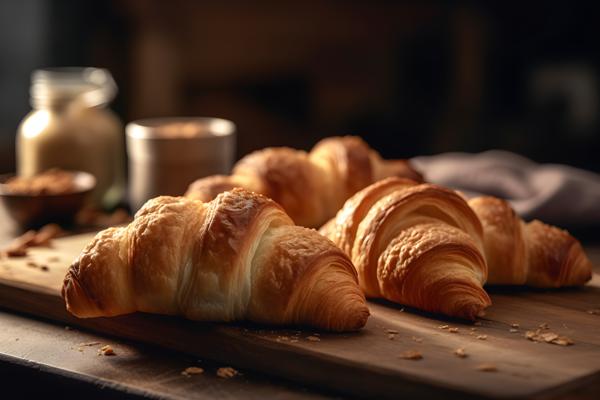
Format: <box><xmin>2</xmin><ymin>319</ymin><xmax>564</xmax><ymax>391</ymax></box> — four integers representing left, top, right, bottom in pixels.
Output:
<box><xmin>411</xmin><ymin>150</ymin><xmax>600</xmax><ymax>227</ymax></box>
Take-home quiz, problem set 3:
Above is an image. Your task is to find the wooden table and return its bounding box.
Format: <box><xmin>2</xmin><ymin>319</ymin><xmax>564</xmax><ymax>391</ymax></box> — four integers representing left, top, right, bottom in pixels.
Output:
<box><xmin>1</xmin><ymin>205</ymin><xmax>599</xmax><ymax>399</ymax></box>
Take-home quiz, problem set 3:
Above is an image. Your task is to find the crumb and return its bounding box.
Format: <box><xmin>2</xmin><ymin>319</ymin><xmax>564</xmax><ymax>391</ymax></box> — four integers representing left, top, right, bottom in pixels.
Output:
<box><xmin>290</xmin><ymin>339</ymin><xmax>299</xmax><ymax>343</ymax></box>
<box><xmin>448</xmin><ymin>327</ymin><xmax>459</xmax><ymax>333</ymax></box>
<box><xmin>587</xmin><ymin>309</ymin><xmax>600</xmax><ymax>315</ymax></box>
<box><xmin>4</xmin><ymin>247</ymin><xmax>27</xmax><ymax>257</ymax></box>
<box><xmin>306</xmin><ymin>335</ymin><xmax>320</xmax><ymax>342</ymax></box>
<box><xmin>399</xmin><ymin>308</ymin><xmax>404</xmax><ymax>312</ymax></box>
<box><xmin>387</xmin><ymin>333</ymin><xmax>397</xmax><ymax>340</ymax></box>
<box><xmin>400</xmin><ymin>350</ymin><xmax>422</xmax><ymax>360</ymax></box>
<box><xmin>454</xmin><ymin>348</ymin><xmax>467</xmax><ymax>358</ymax></box>
<box><xmin>181</xmin><ymin>367</ymin><xmax>204</xmax><ymax>377</ymax></box>
<box><xmin>40</xmin><ymin>265</ymin><xmax>49</xmax><ymax>271</ymax></box>
<box><xmin>411</xmin><ymin>336</ymin><xmax>423</xmax><ymax>343</ymax></box>
<box><xmin>540</xmin><ymin>332</ymin><xmax>559</xmax><ymax>343</ymax></box>
<box><xmin>26</xmin><ymin>261</ymin><xmax>38</xmax><ymax>268</ymax></box>
<box><xmin>385</xmin><ymin>328</ymin><xmax>399</xmax><ymax>334</ymax></box>
<box><xmin>509</xmin><ymin>328</ymin><xmax>518</xmax><ymax>333</ymax></box>
<box><xmin>525</xmin><ymin>329</ymin><xmax>574</xmax><ymax>346</ymax></box>
<box><xmin>511</xmin><ymin>323</ymin><xmax>520</xmax><ymax>328</ymax></box>
<box><xmin>98</xmin><ymin>345</ymin><xmax>116</xmax><ymax>356</ymax></box>
<box><xmin>538</xmin><ymin>323</ymin><xmax>549</xmax><ymax>330</ymax></box>
<box><xmin>476</xmin><ymin>335</ymin><xmax>488</xmax><ymax>340</ymax></box>
<box><xmin>553</xmin><ymin>337</ymin><xmax>574</xmax><ymax>346</ymax></box>
<box><xmin>477</xmin><ymin>363</ymin><xmax>497</xmax><ymax>372</ymax></box>
<box><xmin>216</xmin><ymin>367</ymin><xmax>239</xmax><ymax>378</ymax></box>
<box><xmin>438</xmin><ymin>325</ymin><xmax>449</xmax><ymax>330</ymax></box>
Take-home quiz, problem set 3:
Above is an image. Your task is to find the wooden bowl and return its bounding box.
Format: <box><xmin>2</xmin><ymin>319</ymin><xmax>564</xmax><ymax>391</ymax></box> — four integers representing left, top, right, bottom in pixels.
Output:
<box><xmin>0</xmin><ymin>171</ymin><xmax>96</xmax><ymax>229</ymax></box>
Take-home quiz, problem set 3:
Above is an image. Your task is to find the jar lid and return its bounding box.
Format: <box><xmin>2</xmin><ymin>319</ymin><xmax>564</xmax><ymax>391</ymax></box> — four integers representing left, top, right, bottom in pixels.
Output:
<box><xmin>31</xmin><ymin>67</ymin><xmax>117</xmax><ymax>107</ymax></box>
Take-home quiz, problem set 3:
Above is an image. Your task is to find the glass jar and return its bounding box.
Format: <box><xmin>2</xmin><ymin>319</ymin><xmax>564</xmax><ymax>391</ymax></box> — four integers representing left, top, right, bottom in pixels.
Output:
<box><xmin>16</xmin><ymin>67</ymin><xmax>125</xmax><ymax>208</ymax></box>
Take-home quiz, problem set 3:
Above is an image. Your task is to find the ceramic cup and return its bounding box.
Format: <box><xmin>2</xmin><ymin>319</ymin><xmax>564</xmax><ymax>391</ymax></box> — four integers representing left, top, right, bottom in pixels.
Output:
<box><xmin>126</xmin><ymin>117</ymin><xmax>236</xmax><ymax>212</ymax></box>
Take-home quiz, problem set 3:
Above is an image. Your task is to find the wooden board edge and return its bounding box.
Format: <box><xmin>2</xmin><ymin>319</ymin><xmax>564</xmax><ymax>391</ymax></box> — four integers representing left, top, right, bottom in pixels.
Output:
<box><xmin>0</xmin><ymin>280</ymin><xmax>511</xmax><ymax>400</ymax></box>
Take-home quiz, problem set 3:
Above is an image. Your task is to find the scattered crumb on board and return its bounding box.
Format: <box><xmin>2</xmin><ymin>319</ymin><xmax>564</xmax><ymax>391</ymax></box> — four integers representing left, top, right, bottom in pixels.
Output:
<box><xmin>477</xmin><ymin>363</ymin><xmax>498</xmax><ymax>372</ymax></box>
<box><xmin>216</xmin><ymin>367</ymin><xmax>239</xmax><ymax>378</ymax></box>
<box><xmin>98</xmin><ymin>345</ymin><xmax>116</xmax><ymax>356</ymax></box>
<box><xmin>400</xmin><ymin>350</ymin><xmax>423</xmax><ymax>360</ymax></box>
<box><xmin>181</xmin><ymin>367</ymin><xmax>204</xmax><ymax>377</ymax></box>
<box><xmin>454</xmin><ymin>348</ymin><xmax>468</xmax><ymax>358</ymax></box>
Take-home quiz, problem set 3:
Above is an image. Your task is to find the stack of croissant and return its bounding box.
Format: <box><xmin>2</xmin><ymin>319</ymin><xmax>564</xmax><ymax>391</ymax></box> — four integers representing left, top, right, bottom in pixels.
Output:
<box><xmin>63</xmin><ymin>136</ymin><xmax>594</xmax><ymax>331</ymax></box>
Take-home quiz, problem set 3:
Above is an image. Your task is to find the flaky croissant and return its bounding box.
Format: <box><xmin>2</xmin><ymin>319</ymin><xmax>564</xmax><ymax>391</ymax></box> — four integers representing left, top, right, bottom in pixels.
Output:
<box><xmin>185</xmin><ymin>136</ymin><xmax>422</xmax><ymax>228</ymax></box>
<box><xmin>62</xmin><ymin>189</ymin><xmax>369</xmax><ymax>331</ymax></box>
<box><xmin>468</xmin><ymin>196</ymin><xmax>593</xmax><ymax>287</ymax></box>
<box><xmin>320</xmin><ymin>178</ymin><xmax>491</xmax><ymax>320</ymax></box>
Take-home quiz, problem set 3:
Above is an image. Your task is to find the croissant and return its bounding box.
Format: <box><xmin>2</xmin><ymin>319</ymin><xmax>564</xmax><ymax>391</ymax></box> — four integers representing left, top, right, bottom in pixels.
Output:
<box><xmin>320</xmin><ymin>178</ymin><xmax>491</xmax><ymax>320</ymax></box>
<box><xmin>62</xmin><ymin>189</ymin><xmax>369</xmax><ymax>331</ymax></box>
<box><xmin>468</xmin><ymin>196</ymin><xmax>593</xmax><ymax>287</ymax></box>
<box><xmin>185</xmin><ymin>136</ymin><xmax>422</xmax><ymax>228</ymax></box>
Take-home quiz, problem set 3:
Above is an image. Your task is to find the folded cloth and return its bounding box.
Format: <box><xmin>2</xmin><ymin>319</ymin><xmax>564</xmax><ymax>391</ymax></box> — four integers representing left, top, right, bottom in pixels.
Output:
<box><xmin>411</xmin><ymin>150</ymin><xmax>600</xmax><ymax>227</ymax></box>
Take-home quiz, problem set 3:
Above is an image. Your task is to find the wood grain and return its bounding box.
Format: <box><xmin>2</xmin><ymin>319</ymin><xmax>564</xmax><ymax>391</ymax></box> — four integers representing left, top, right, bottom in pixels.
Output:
<box><xmin>1</xmin><ymin>232</ymin><xmax>599</xmax><ymax>399</ymax></box>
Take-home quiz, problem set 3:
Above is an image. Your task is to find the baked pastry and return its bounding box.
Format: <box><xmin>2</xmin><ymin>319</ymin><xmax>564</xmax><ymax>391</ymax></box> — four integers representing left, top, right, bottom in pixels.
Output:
<box><xmin>62</xmin><ymin>189</ymin><xmax>369</xmax><ymax>331</ymax></box>
<box><xmin>185</xmin><ymin>136</ymin><xmax>422</xmax><ymax>228</ymax></box>
<box><xmin>320</xmin><ymin>178</ymin><xmax>491</xmax><ymax>320</ymax></box>
<box><xmin>469</xmin><ymin>196</ymin><xmax>593</xmax><ymax>287</ymax></box>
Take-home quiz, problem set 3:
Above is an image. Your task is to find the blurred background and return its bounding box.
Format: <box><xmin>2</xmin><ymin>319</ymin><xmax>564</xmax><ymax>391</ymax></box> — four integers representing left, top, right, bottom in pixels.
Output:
<box><xmin>1</xmin><ymin>0</ymin><xmax>599</xmax><ymax>173</ymax></box>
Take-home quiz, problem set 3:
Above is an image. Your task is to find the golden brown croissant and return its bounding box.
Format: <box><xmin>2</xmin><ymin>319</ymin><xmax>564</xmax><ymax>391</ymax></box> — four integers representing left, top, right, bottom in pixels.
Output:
<box><xmin>185</xmin><ymin>136</ymin><xmax>422</xmax><ymax>228</ymax></box>
<box><xmin>62</xmin><ymin>189</ymin><xmax>369</xmax><ymax>331</ymax></box>
<box><xmin>468</xmin><ymin>196</ymin><xmax>593</xmax><ymax>287</ymax></box>
<box><xmin>320</xmin><ymin>178</ymin><xmax>491</xmax><ymax>320</ymax></box>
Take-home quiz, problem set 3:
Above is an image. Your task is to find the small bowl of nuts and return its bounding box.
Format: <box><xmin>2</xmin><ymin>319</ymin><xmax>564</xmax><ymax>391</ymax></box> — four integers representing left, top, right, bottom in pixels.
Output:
<box><xmin>0</xmin><ymin>169</ymin><xmax>96</xmax><ymax>229</ymax></box>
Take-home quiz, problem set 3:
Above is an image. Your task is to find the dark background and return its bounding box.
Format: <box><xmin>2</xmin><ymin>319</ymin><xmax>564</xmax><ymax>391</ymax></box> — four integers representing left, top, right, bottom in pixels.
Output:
<box><xmin>1</xmin><ymin>1</ymin><xmax>599</xmax><ymax>173</ymax></box>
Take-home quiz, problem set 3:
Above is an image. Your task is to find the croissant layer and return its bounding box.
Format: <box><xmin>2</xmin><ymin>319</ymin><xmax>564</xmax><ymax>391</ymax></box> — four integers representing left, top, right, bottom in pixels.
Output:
<box><xmin>321</xmin><ymin>177</ymin><xmax>491</xmax><ymax>320</ymax></box>
<box><xmin>63</xmin><ymin>189</ymin><xmax>369</xmax><ymax>331</ymax></box>
<box><xmin>469</xmin><ymin>196</ymin><xmax>592</xmax><ymax>287</ymax></box>
<box><xmin>186</xmin><ymin>136</ymin><xmax>422</xmax><ymax>227</ymax></box>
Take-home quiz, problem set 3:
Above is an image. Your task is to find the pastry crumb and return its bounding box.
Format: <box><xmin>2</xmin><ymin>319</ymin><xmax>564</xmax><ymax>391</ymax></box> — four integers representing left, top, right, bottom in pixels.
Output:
<box><xmin>448</xmin><ymin>327</ymin><xmax>459</xmax><ymax>333</ymax></box>
<box><xmin>181</xmin><ymin>367</ymin><xmax>204</xmax><ymax>377</ymax></box>
<box><xmin>477</xmin><ymin>363</ymin><xmax>497</xmax><ymax>372</ymax></box>
<box><xmin>511</xmin><ymin>323</ymin><xmax>520</xmax><ymax>328</ymax></box>
<box><xmin>476</xmin><ymin>335</ymin><xmax>488</xmax><ymax>340</ymax></box>
<box><xmin>454</xmin><ymin>348</ymin><xmax>468</xmax><ymax>358</ymax></box>
<box><xmin>385</xmin><ymin>328</ymin><xmax>399</xmax><ymax>334</ymax></box>
<box><xmin>438</xmin><ymin>325</ymin><xmax>449</xmax><ymax>330</ymax></box>
<box><xmin>509</xmin><ymin>328</ymin><xmax>519</xmax><ymax>333</ymax></box>
<box><xmin>586</xmin><ymin>309</ymin><xmax>600</xmax><ymax>315</ymax></box>
<box><xmin>98</xmin><ymin>345</ymin><xmax>116</xmax><ymax>356</ymax></box>
<box><xmin>40</xmin><ymin>265</ymin><xmax>49</xmax><ymax>271</ymax></box>
<box><xmin>411</xmin><ymin>336</ymin><xmax>423</xmax><ymax>343</ymax></box>
<box><xmin>306</xmin><ymin>335</ymin><xmax>320</xmax><ymax>342</ymax></box>
<box><xmin>387</xmin><ymin>333</ymin><xmax>397</xmax><ymax>340</ymax></box>
<box><xmin>400</xmin><ymin>350</ymin><xmax>422</xmax><ymax>360</ymax></box>
<box><xmin>525</xmin><ymin>329</ymin><xmax>574</xmax><ymax>346</ymax></box>
<box><xmin>217</xmin><ymin>367</ymin><xmax>239</xmax><ymax>378</ymax></box>
<box><xmin>553</xmin><ymin>337</ymin><xmax>574</xmax><ymax>346</ymax></box>
<box><xmin>538</xmin><ymin>323</ymin><xmax>549</xmax><ymax>330</ymax></box>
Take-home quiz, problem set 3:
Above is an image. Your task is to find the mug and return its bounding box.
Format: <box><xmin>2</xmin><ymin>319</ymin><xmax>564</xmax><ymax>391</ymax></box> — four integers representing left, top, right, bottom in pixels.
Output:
<box><xmin>126</xmin><ymin>117</ymin><xmax>236</xmax><ymax>212</ymax></box>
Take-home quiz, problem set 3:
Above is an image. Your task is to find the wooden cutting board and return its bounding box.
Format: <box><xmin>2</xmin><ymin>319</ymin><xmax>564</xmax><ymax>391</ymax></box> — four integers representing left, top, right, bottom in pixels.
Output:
<box><xmin>1</xmin><ymin>232</ymin><xmax>599</xmax><ymax>399</ymax></box>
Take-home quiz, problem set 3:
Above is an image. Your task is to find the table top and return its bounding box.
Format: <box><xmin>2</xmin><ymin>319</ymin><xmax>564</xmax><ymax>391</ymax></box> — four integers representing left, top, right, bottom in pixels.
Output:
<box><xmin>1</xmin><ymin>205</ymin><xmax>599</xmax><ymax>399</ymax></box>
